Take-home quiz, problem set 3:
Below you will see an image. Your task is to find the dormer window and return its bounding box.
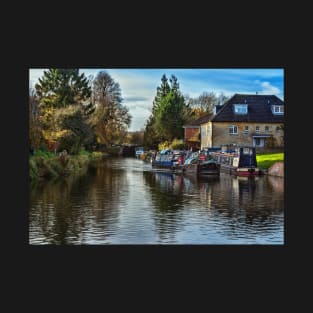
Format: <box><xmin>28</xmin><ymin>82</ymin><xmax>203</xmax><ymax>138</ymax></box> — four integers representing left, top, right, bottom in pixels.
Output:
<box><xmin>234</xmin><ymin>104</ymin><xmax>248</xmax><ymax>114</ymax></box>
<box><xmin>272</xmin><ymin>105</ymin><xmax>284</xmax><ymax>114</ymax></box>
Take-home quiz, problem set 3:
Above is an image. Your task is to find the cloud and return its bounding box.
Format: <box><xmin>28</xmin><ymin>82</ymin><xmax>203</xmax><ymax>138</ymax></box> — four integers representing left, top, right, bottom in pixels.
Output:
<box><xmin>259</xmin><ymin>81</ymin><xmax>281</xmax><ymax>95</ymax></box>
<box><xmin>128</xmin><ymin>106</ymin><xmax>151</xmax><ymax>131</ymax></box>
<box><xmin>29</xmin><ymin>69</ymin><xmax>46</xmax><ymax>88</ymax></box>
<box><xmin>124</xmin><ymin>96</ymin><xmax>149</xmax><ymax>102</ymax></box>
<box><xmin>29</xmin><ymin>68</ymin><xmax>284</xmax><ymax>130</ymax></box>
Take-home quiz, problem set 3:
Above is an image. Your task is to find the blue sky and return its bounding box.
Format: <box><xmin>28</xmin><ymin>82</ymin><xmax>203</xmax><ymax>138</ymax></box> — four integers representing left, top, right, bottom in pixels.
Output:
<box><xmin>29</xmin><ymin>68</ymin><xmax>284</xmax><ymax>131</ymax></box>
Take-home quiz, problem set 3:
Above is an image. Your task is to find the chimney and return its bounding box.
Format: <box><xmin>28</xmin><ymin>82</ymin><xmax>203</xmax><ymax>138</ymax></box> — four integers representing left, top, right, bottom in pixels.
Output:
<box><xmin>256</xmin><ymin>91</ymin><xmax>258</xmax><ymax>95</ymax></box>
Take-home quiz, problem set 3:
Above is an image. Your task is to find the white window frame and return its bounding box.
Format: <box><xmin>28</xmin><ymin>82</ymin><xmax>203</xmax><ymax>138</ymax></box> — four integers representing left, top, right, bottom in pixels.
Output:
<box><xmin>229</xmin><ymin>125</ymin><xmax>238</xmax><ymax>135</ymax></box>
<box><xmin>244</xmin><ymin>125</ymin><xmax>249</xmax><ymax>133</ymax></box>
<box><xmin>272</xmin><ymin>105</ymin><xmax>284</xmax><ymax>114</ymax></box>
<box><xmin>207</xmin><ymin>125</ymin><xmax>210</xmax><ymax>136</ymax></box>
<box><xmin>256</xmin><ymin>126</ymin><xmax>260</xmax><ymax>133</ymax></box>
<box><xmin>234</xmin><ymin>104</ymin><xmax>248</xmax><ymax>114</ymax></box>
<box><xmin>265</xmin><ymin>125</ymin><xmax>269</xmax><ymax>132</ymax></box>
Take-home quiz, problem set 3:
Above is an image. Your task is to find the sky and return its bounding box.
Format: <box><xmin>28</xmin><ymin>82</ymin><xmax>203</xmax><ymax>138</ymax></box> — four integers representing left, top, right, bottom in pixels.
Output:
<box><xmin>29</xmin><ymin>68</ymin><xmax>284</xmax><ymax>131</ymax></box>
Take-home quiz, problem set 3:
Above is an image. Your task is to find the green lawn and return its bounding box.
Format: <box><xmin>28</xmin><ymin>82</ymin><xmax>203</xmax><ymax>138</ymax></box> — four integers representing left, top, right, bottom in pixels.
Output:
<box><xmin>256</xmin><ymin>152</ymin><xmax>284</xmax><ymax>169</ymax></box>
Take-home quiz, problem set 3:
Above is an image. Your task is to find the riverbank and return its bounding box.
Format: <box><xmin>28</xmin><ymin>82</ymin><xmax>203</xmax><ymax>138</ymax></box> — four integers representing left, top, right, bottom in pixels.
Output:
<box><xmin>256</xmin><ymin>152</ymin><xmax>284</xmax><ymax>177</ymax></box>
<box><xmin>256</xmin><ymin>152</ymin><xmax>284</xmax><ymax>169</ymax></box>
<box><xmin>29</xmin><ymin>149</ymin><xmax>104</xmax><ymax>181</ymax></box>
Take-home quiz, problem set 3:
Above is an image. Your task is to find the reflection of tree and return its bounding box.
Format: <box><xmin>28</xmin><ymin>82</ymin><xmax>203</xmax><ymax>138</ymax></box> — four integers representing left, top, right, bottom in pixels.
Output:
<box><xmin>29</xmin><ymin>175</ymin><xmax>87</xmax><ymax>244</ymax></box>
<box><xmin>142</xmin><ymin>172</ymin><xmax>220</xmax><ymax>242</ymax></box>
<box><xmin>29</xmin><ymin>159</ymin><xmax>126</xmax><ymax>244</ymax></box>
<box><xmin>142</xmin><ymin>171</ymin><xmax>186</xmax><ymax>242</ymax></box>
<box><xmin>211</xmin><ymin>175</ymin><xmax>284</xmax><ymax>239</ymax></box>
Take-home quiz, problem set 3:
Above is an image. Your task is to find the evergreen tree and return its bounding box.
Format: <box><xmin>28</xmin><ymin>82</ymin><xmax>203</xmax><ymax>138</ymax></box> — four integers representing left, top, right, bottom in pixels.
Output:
<box><xmin>144</xmin><ymin>74</ymin><xmax>191</xmax><ymax>146</ymax></box>
<box><xmin>35</xmin><ymin>69</ymin><xmax>91</xmax><ymax>108</ymax></box>
<box><xmin>152</xmin><ymin>74</ymin><xmax>170</xmax><ymax>114</ymax></box>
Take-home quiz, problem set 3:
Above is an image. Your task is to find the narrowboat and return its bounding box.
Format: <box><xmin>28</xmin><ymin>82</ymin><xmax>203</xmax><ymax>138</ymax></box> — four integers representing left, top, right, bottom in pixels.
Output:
<box><xmin>151</xmin><ymin>149</ymin><xmax>185</xmax><ymax>171</ymax></box>
<box><xmin>183</xmin><ymin>151</ymin><xmax>220</xmax><ymax>176</ymax></box>
<box><xmin>210</xmin><ymin>146</ymin><xmax>260</xmax><ymax>176</ymax></box>
<box><xmin>135</xmin><ymin>147</ymin><xmax>145</xmax><ymax>158</ymax></box>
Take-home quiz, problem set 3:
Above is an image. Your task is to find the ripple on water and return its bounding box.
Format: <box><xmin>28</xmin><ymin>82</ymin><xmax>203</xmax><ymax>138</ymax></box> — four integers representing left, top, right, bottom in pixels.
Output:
<box><xmin>29</xmin><ymin>158</ymin><xmax>284</xmax><ymax>244</ymax></box>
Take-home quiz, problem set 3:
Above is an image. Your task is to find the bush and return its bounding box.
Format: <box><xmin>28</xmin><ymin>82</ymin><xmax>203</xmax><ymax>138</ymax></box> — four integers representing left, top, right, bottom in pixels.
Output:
<box><xmin>91</xmin><ymin>151</ymin><xmax>103</xmax><ymax>160</ymax></box>
<box><xmin>58</xmin><ymin>133</ymin><xmax>81</xmax><ymax>155</ymax></box>
<box><xmin>171</xmin><ymin>142</ymin><xmax>188</xmax><ymax>150</ymax></box>
<box><xmin>170</xmin><ymin>138</ymin><xmax>188</xmax><ymax>150</ymax></box>
<box><xmin>33</xmin><ymin>149</ymin><xmax>55</xmax><ymax>159</ymax></box>
<box><xmin>158</xmin><ymin>141</ymin><xmax>170</xmax><ymax>151</ymax></box>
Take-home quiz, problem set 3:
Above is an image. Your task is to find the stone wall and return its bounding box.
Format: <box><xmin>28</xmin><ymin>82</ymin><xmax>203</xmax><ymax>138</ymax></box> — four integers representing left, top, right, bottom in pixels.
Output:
<box><xmin>212</xmin><ymin>122</ymin><xmax>284</xmax><ymax>147</ymax></box>
<box><xmin>268</xmin><ymin>161</ymin><xmax>284</xmax><ymax>177</ymax></box>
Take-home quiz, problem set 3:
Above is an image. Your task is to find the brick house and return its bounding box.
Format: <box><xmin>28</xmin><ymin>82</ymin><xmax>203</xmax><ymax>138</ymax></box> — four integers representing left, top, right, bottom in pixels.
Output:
<box><xmin>199</xmin><ymin>94</ymin><xmax>284</xmax><ymax>149</ymax></box>
<box><xmin>183</xmin><ymin>114</ymin><xmax>213</xmax><ymax>150</ymax></box>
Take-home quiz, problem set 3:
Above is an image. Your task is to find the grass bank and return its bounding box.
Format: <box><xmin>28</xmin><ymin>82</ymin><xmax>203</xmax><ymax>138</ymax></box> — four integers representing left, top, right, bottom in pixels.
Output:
<box><xmin>29</xmin><ymin>149</ymin><xmax>104</xmax><ymax>181</ymax></box>
<box><xmin>256</xmin><ymin>152</ymin><xmax>284</xmax><ymax>169</ymax></box>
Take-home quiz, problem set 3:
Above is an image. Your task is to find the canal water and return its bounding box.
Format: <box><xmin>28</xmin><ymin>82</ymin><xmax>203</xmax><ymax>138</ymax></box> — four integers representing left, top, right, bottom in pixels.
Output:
<box><xmin>29</xmin><ymin>157</ymin><xmax>284</xmax><ymax>245</ymax></box>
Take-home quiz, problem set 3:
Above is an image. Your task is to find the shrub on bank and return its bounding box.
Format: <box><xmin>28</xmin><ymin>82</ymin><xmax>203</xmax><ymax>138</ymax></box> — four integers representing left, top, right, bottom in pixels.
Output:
<box><xmin>29</xmin><ymin>149</ymin><xmax>104</xmax><ymax>181</ymax></box>
<box><xmin>58</xmin><ymin>133</ymin><xmax>81</xmax><ymax>155</ymax></box>
<box><xmin>91</xmin><ymin>151</ymin><xmax>103</xmax><ymax>160</ymax></box>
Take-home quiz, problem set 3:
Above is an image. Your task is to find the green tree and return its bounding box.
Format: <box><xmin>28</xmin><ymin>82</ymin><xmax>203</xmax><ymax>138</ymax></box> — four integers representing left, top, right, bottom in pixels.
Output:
<box><xmin>144</xmin><ymin>74</ymin><xmax>190</xmax><ymax>145</ymax></box>
<box><xmin>155</xmin><ymin>90</ymin><xmax>188</xmax><ymax>141</ymax></box>
<box><xmin>143</xmin><ymin>115</ymin><xmax>160</xmax><ymax>149</ymax></box>
<box><xmin>35</xmin><ymin>69</ymin><xmax>91</xmax><ymax>108</ymax></box>
<box><xmin>55</xmin><ymin>106</ymin><xmax>95</xmax><ymax>153</ymax></box>
<box><xmin>34</xmin><ymin>69</ymin><xmax>95</xmax><ymax>153</ymax></box>
<box><xmin>152</xmin><ymin>74</ymin><xmax>170</xmax><ymax>114</ymax></box>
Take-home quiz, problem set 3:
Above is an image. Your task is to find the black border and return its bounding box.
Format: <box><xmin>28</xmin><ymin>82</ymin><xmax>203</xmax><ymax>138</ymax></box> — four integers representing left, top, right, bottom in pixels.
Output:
<box><xmin>7</xmin><ymin>31</ymin><xmax>298</xmax><ymax>286</ymax></box>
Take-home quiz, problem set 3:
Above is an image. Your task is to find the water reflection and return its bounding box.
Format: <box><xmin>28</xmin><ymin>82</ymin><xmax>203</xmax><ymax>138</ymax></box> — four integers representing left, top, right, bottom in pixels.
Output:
<box><xmin>30</xmin><ymin>158</ymin><xmax>284</xmax><ymax>244</ymax></box>
<box><xmin>29</xmin><ymin>160</ymin><xmax>126</xmax><ymax>244</ymax></box>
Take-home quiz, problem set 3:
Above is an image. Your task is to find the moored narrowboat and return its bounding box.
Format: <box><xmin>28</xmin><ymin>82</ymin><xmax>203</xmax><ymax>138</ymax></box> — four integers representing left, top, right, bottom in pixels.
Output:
<box><xmin>151</xmin><ymin>149</ymin><xmax>185</xmax><ymax>172</ymax></box>
<box><xmin>183</xmin><ymin>151</ymin><xmax>220</xmax><ymax>176</ymax></box>
<box><xmin>210</xmin><ymin>146</ymin><xmax>260</xmax><ymax>176</ymax></box>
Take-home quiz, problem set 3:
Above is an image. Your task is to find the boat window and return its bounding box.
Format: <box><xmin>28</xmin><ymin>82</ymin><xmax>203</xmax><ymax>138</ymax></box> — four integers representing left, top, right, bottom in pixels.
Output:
<box><xmin>243</xmin><ymin>148</ymin><xmax>252</xmax><ymax>155</ymax></box>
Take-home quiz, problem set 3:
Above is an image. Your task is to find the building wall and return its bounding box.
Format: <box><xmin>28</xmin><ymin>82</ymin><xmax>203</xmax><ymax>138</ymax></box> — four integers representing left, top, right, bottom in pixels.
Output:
<box><xmin>184</xmin><ymin>127</ymin><xmax>200</xmax><ymax>140</ymax></box>
<box><xmin>211</xmin><ymin>122</ymin><xmax>284</xmax><ymax>147</ymax></box>
<box><xmin>200</xmin><ymin>121</ymin><xmax>213</xmax><ymax>149</ymax></box>
<box><xmin>184</xmin><ymin>127</ymin><xmax>200</xmax><ymax>149</ymax></box>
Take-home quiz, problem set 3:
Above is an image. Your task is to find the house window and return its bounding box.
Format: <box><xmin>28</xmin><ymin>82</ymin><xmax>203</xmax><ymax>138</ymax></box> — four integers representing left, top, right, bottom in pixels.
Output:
<box><xmin>272</xmin><ymin>105</ymin><xmax>284</xmax><ymax>114</ymax></box>
<box><xmin>229</xmin><ymin>125</ymin><xmax>238</xmax><ymax>135</ymax></box>
<box><xmin>256</xmin><ymin>126</ymin><xmax>260</xmax><ymax>133</ymax></box>
<box><xmin>276</xmin><ymin>126</ymin><xmax>281</xmax><ymax>132</ymax></box>
<box><xmin>244</xmin><ymin>126</ymin><xmax>249</xmax><ymax>133</ymax></box>
<box><xmin>207</xmin><ymin>125</ymin><xmax>210</xmax><ymax>135</ymax></box>
<box><xmin>234</xmin><ymin>104</ymin><xmax>248</xmax><ymax>114</ymax></box>
<box><xmin>265</xmin><ymin>126</ymin><xmax>269</xmax><ymax>132</ymax></box>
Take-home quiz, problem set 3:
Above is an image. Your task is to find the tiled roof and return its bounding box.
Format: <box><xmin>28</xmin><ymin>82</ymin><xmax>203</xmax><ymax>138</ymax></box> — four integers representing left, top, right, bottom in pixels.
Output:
<box><xmin>212</xmin><ymin>94</ymin><xmax>284</xmax><ymax>123</ymax></box>
<box><xmin>184</xmin><ymin>113</ymin><xmax>213</xmax><ymax>127</ymax></box>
